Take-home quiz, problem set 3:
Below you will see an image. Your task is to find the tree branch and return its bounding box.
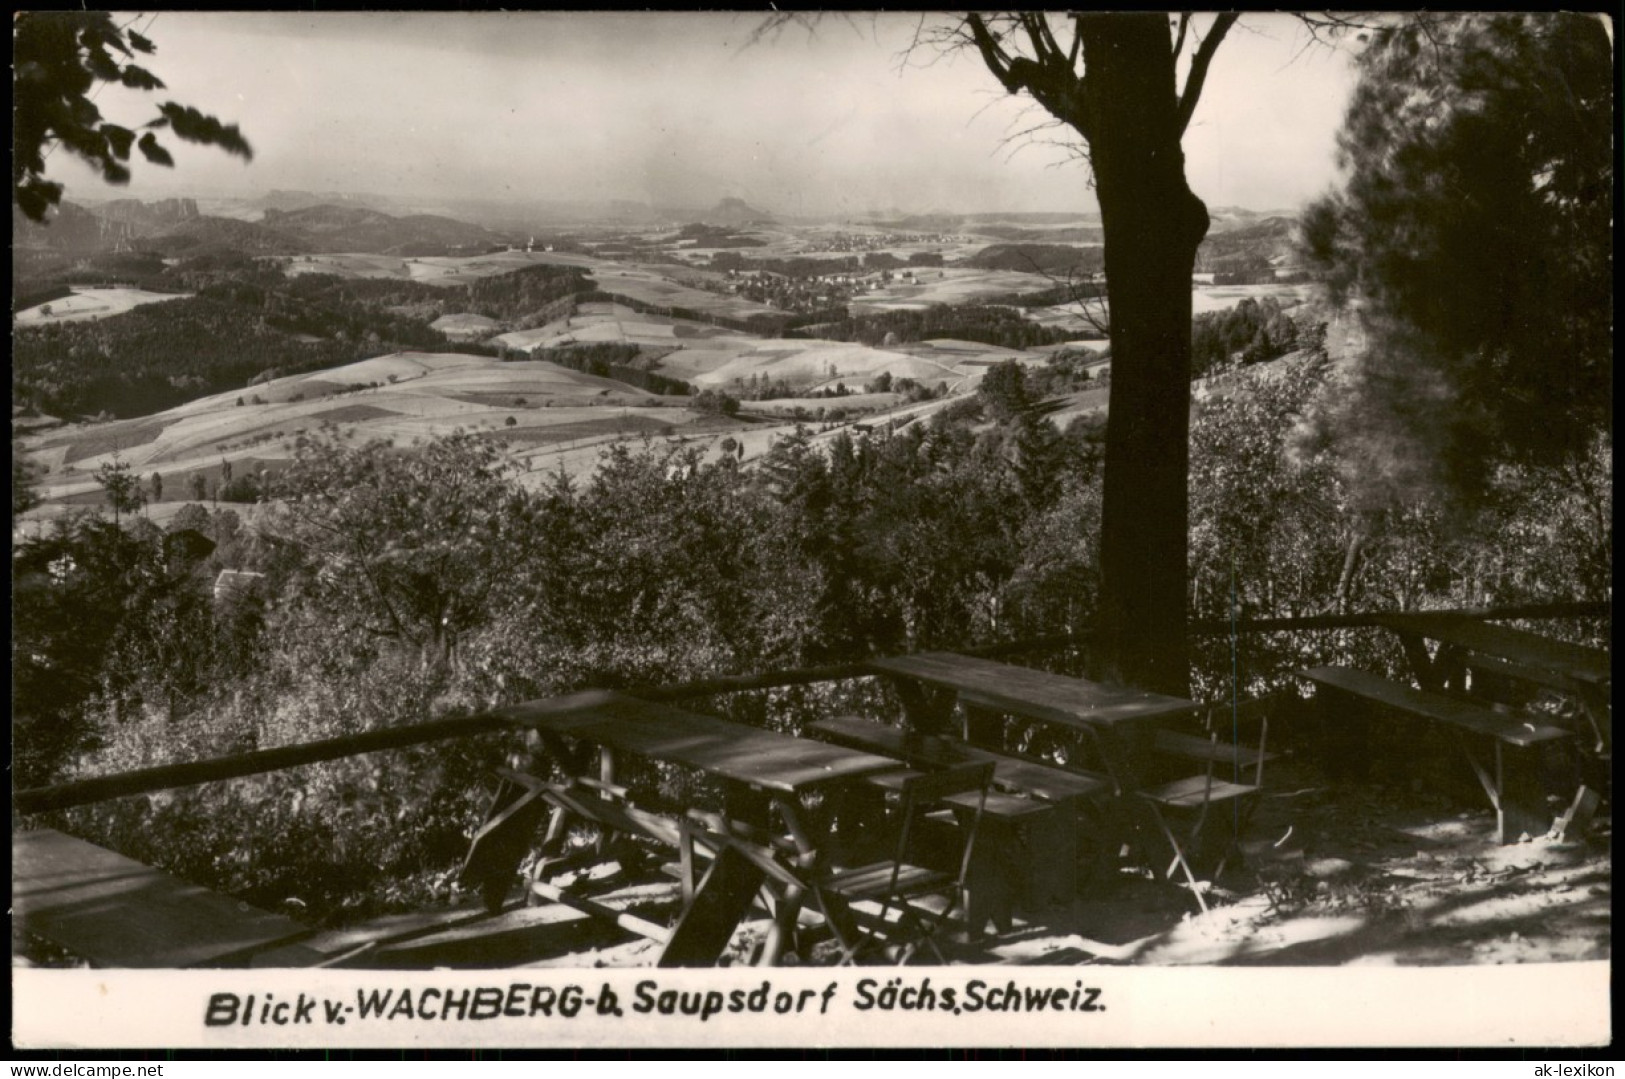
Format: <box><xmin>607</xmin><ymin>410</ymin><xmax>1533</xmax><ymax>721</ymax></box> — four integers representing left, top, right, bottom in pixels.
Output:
<box><xmin>968</xmin><ymin>13</ymin><xmax>1091</xmax><ymax>142</ymax></box>
<box><xmin>1022</xmin><ymin>12</ymin><xmax>1065</xmax><ymax>64</ymax></box>
<box><xmin>1177</xmin><ymin>13</ymin><xmax>1241</xmax><ymax>135</ymax></box>
<box><xmin>965</xmin><ymin>13</ymin><xmax>1018</xmax><ymax>91</ymax></box>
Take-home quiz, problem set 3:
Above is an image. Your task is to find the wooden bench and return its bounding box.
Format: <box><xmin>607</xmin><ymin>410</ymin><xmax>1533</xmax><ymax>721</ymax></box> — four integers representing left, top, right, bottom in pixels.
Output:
<box><xmin>13</xmin><ymin>828</ymin><xmax>326</xmax><ymax>968</ymax></box>
<box><xmin>1299</xmin><ymin>666</ymin><xmax>1575</xmax><ymax>843</ymax></box>
<box><xmin>1377</xmin><ymin>612</ymin><xmax>1611</xmax><ymax>756</ymax></box>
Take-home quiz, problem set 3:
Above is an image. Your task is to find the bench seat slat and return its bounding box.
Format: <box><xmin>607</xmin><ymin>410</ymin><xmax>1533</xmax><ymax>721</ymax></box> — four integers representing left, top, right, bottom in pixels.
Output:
<box><xmin>13</xmin><ymin>828</ymin><xmax>321</xmax><ymax>968</ymax></box>
<box><xmin>1153</xmin><ymin>730</ymin><xmax>1275</xmax><ymax>769</ymax></box>
<box><xmin>1299</xmin><ymin>666</ymin><xmax>1573</xmax><ymax>746</ymax></box>
<box><xmin>862</xmin><ymin>769</ymin><xmax>1052</xmax><ymax>819</ymax></box>
<box><xmin>809</xmin><ymin>716</ymin><xmax>1109</xmax><ymax>803</ymax></box>
<box><xmin>1140</xmin><ymin>774</ymin><xmax>1259</xmax><ymax>808</ymax></box>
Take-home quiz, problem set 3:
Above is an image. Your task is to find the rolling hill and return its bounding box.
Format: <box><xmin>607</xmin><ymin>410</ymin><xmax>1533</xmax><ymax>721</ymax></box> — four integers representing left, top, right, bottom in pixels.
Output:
<box><xmin>258</xmin><ymin>204</ymin><xmax>511</xmax><ymax>254</ymax></box>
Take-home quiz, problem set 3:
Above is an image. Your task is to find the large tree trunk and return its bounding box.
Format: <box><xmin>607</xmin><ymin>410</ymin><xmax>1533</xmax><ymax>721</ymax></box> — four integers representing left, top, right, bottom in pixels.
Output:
<box><xmin>1080</xmin><ymin>16</ymin><xmax>1211</xmax><ymax>696</ymax></box>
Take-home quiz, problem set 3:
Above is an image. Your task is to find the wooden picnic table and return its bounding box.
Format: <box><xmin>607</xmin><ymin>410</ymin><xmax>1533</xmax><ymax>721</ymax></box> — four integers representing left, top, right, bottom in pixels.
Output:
<box><xmin>863</xmin><ymin>651</ymin><xmax>1203</xmax><ymax>792</ymax></box>
<box><xmin>1377</xmin><ymin>612</ymin><xmax>1611</xmax><ymax>753</ymax></box>
<box><xmin>502</xmin><ymin>688</ymin><xmax>904</xmax><ymax>794</ymax></box>
<box><xmin>472</xmin><ymin>689</ymin><xmax>906</xmax><ymax>965</ymax></box>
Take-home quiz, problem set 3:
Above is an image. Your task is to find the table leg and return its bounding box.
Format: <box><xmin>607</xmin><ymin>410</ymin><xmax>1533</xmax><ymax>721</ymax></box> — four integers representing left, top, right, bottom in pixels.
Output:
<box><xmin>724</xmin><ymin>784</ymin><xmax>773</xmax><ymax>833</ymax></box>
<box><xmin>461</xmin><ymin>776</ymin><xmax>553</xmax><ymax>914</ymax></box>
<box><xmin>1435</xmin><ymin>645</ymin><xmax>1472</xmax><ymax>695</ymax></box>
<box><xmin>1575</xmin><ymin>685</ymin><xmax>1610</xmax><ymax>756</ymax></box>
<box><xmin>527</xmin><ymin>803</ymin><xmax>579</xmax><ymax>905</ymax></box>
<box><xmin>1316</xmin><ymin>686</ymin><xmax>1371</xmax><ymax>782</ymax></box>
<box><xmin>1092</xmin><ymin>724</ymin><xmax>1156</xmax><ymax>797</ymax></box>
<box><xmin>826</xmin><ymin>781</ymin><xmax>886</xmax><ymax>863</ymax></box>
<box><xmin>592</xmin><ymin>748</ymin><xmax>618</xmax><ymax>857</ymax></box>
<box><xmin>1456</xmin><ymin>736</ymin><xmax>1554</xmax><ymax>845</ymax></box>
<box><xmin>893</xmin><ymin>679</ymin><xmax>957</xmax><ymax>735</ymax></box>
<box><xmin>758</xmin><ymin>883</ymin><xmax>805</xmax><ymax>966</ymax></box>
<box><xmin>962</xmin><ymin>701</ymin><xmax>1004</xmax><ymax>750</ymax></box>
<box><xmin>775</xmin><ymin>796</ymin><xmax>817</xmax><ymax>855</ymax></box>
<box><xmin>961</xmin><ymin>817</ymin><xmax>1015</xmax><ymax>936</ymax></box>
<box><xmin>1394</xmin><ymin>631</ymin><xmax>1444</xmax><ymax>693</ymax></box>
<box><xmin>658</xmin><ymin>844</ymin><xmax>769</xmax><ymax>968</ymax></box>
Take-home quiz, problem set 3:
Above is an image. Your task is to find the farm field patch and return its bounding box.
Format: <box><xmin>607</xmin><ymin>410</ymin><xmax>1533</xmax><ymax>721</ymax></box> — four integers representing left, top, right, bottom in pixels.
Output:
<box><xmin>476</xmin><ymin>412</ymin><xmax>676</xmax><ymax>447</ymax></box>
<box><xmin>1025</xmin><ymin>302</ymin><xmax>1109</xmax><ymax>334</ymax></box>
<box><xmin>1044</xmin><ymin>386</ymin><xmax>1113</xmax><ymax>427</ymax></box>
<box><xmin>308</xmin><ymin>403</ymin><xmax>401</xmax><ymax>425</ymax></box>
<box><xmin>16</xmin><ymin>351</ymin><xmax>732</xmax><ymax>518</ymax></box>
<box><xmin>847</xmin><ymin>267</ymin><xmax>1051</xmax><ymax>312</ymax></box>
<box><xmin>15</xmin><ymin>287</ymin><xmax>191</xmax><ymax>326</ymax></box>
<box><xmin>278</xmin><ymin>253</ymin><xmax>413</xmax><ymax>279</ymax></box>
<box><xmin>742</xmin><ymin>392</ymin><xmax>900</xmax><ymax>416</ymax></box>
<box><xmin>896</xmin><ymin>338</ymin><xmax>1035</xmax><ymax>364</ymax></box>
<box><xmin>493</xmin><ymin>305</ymin><xmax>748</xmax><ymax>355</ymax></box>
<box><xmin>1024</xmin><ymin>281</ymin><xmax>1317</xmax><ymax>332</ymax></box>
<box><xmin>689</xmin><ymin>340</ymin><xmax>968</xmax><ymax>392</ymax></box>
<box><xmin>588</xmin><ymin>265</ymin><xmax>783</xmax><ymax>321</ymax></box>
<box><xmin>1027</xmin><ymin>338</ymin><xmax>1109</xmax><ymax>355</ymax></box>
<box><xmin>1191</xmin><ymin>281</ymin><xmax>1317</xmax><ymax>315</ymax></box>
<box><xmin>431</xmin><ymin>313</ymin><xmax>501</xmax><ymax>340</ymax></box>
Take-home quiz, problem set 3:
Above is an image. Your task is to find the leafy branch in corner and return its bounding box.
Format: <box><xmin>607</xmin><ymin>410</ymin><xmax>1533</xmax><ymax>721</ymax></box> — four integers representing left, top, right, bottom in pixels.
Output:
<box><xmin>13</xmin><ymin>12</ymin><xmax>253</xmax><ymax>222</ymax></box>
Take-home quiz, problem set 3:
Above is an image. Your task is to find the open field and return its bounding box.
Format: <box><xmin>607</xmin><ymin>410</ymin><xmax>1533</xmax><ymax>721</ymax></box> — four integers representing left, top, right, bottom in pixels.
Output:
<box><xmin>13</xmin><ymin>346</ymin><xmax>986</xmax><ymax>534</ymax></box>
<box><xmin>1026</xmin><ymin>302</ymin><xmax>1109</xmax><ymax>334</ymax></box>
<box><xmin>1023</xmin><ymin>281</ymin><xmax>1319</xmax><ymax>333</ymax></box>
<box><xmin>13</xmin><ymin>235</ymin><xmax>1123</xmax><ymax>528</ymax></box>
<box><xmin>16</xmin><ymin>352</ymin><xmax>680</xmax><ymax>505</ymax></box>
<box><xmin>492</xmin><ymin>303</ymin><xmax>748</xmax><ymax>353</ymax></box>
<box><xmin>430</xmin><ymin>312</ymin><xmax>501</xmax><ymax>340</ymax></box>
<box><xmin>275</xmin><ymin>250</ymin><xmax>568</xmax><ymax>286</ymax></box>
<box><xmin>488</xmin><ymin>305</ymin><xmax>1056</xmax><ymax>395</ymax></box>
<box><xmin>894</xmin><ymin>338</ymin><xmax>1036</xmax><ymax>365</ymax></box>
<box><xmin>16</xmin><ymin>348</ymin><xmax>912</xmax><ymax>534</ymax></box>
<box><xmin>15</xmin><ymin>287</ymin><xmax>191</xmax><ymax>326</ymax></box>
<box><xmin>1027</xmin><ymin>338</ymin><xmax>1110</xmax><ymax>355</ymax></box>
<box><xmin>1044</xmin><ymin>385</ymin><xmax>1113</xmax><ymax>427</ymax></box>
<box><xmin>848</xmin><ymin>267</ymin><xmax>1053</xmax><ymax>312</ymax></box>
<box><xmin>741</xmin><ymin>392</ymin><xmax>902</xmax><ymax>416</ymax></box>
<box><xmin>586</xmin><ymin>264</ymin><xmax>782</xmax><ymax>320</ymax></box>
<box><xmin>685</xmin><ymin>340</ymin><xmax>979</xmax><ymax>394</ymax></box>
<box><xmin>277</xmin><ymin>252</ymin><xmax>414</xmax><ymax>279</ymax></box>
<box><xmin>1191</xmin><ymin>281</ymin><xmax>1318</xmax><ymax>315</ymax></box>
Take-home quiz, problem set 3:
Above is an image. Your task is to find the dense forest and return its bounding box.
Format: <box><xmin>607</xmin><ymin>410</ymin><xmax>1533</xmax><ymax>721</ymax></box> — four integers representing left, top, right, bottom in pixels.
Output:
<box><xmin>965</xmin><ymin>242</ymin><xmax>1106</xmax><ymax>276</ymax></box>
<box><xmin>14</xmin><ymin>343</ymin><xmax>1610</xmax><ymax>920</ymax></box>
<box><xmin>1190</xmin><ymin>297</ymin><xmax>1322</xmax><ymax>378</ymax></box>
<box><xmin>14</xmin><ymin>297</ymin><xmax>415</xmax><ymax>419</ymax></box>
<box><xmin>796</xmin><ymin>303</ymin><xmax>1086</xmax><ymax>351</ymax></box>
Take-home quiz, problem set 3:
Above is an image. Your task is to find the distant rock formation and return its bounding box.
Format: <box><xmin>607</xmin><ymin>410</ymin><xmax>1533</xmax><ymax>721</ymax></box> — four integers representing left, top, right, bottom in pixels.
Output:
<box><xmin>99</xmin><ymin>197</ymin><xmax>201</xmax><ymax>228</ymax></box>
<box><xmin>703</xmin><ymin>197</ymin><xmax>774</xmax><ymax>226</ymax></box>
<box><xmin>14</xmin><ymin>197</ymin><xmax>203</xmax><ymax>252</ymax></box>
<box><xmin>12</xmin><ymin>201</ymin><xmax>117</xmax><ymax>251</ymax></box>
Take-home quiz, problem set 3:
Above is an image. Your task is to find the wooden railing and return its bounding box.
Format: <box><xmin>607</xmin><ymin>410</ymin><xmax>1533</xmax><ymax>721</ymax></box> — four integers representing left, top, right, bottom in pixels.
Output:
<box><xmin>13</xmin><ymin>600</ymin><xmax>1608</xmax><ymax>816</ymax></box>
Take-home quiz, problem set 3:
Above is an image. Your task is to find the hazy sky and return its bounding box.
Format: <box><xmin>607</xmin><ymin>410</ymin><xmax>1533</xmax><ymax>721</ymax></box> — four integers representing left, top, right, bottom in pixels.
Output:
<box><xmin>54</xmin><ymin>13</ymin><xmax>1361</xmax><ymax>216</ymax></box>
